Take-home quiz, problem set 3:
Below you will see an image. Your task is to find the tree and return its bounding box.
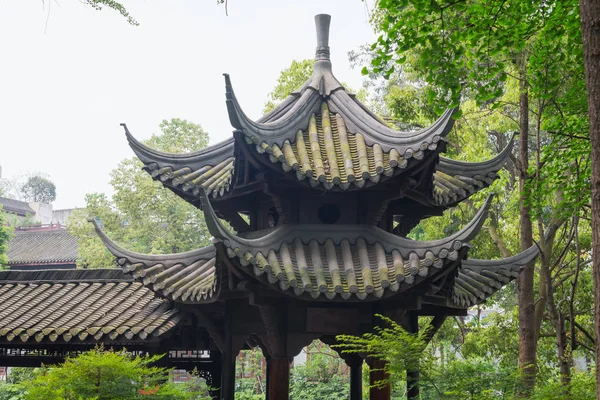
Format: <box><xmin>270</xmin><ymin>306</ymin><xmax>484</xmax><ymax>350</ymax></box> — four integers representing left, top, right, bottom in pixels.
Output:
<box><xmin>263</xmin><ymin>60</ymin><xmax>315</xmax><ymax>113</ymax></box>
<box><xmin>67</xmin><ymin>118</ymin><xmax>211</xmax><ymax>268</ymax></box>
<box><xmin>19</xmin><ymin>347</ymin><xmax>202</xmax><ymax>400</ymax></box>
<box><xmin>578</xmin><ymin>0</ymin><xmax>600</xmax><ymax>397</ymax></box>
<box><xmin>365</xmin><ymin>0</ymin><xmax>587</xmax><ymax>393</ymax></box>
<box><xmin>19</xmin><ymin>175</ymin><xmax>56</xmax><ymax>203</ymax></box>
<box><xmin>0</xmin><ymin>208</ymin><xmax>11</xmax><ymax>269</ymax></box>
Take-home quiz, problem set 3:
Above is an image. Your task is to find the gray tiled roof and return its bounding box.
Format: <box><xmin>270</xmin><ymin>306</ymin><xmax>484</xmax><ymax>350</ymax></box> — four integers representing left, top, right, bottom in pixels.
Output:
<box><xmin>0</xmin><ymin>197</ymin><xmax>35</xmax><ymax>216</ymax></box>
<box><xmin>8</xmin><ymin>230</ymin><xmax>78</xmax><ymax>265</ymax></box>
<box><xmin>0</xmin><ymin>269</ymin><xmax>181</xmax><ymax>343</ymax></box>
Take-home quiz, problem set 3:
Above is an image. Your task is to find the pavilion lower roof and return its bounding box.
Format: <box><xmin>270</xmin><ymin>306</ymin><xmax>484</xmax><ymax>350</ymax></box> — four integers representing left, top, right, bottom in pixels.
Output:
<box><xmin>451</xmin><ymin>245</ymin><xmax>538</xmax><ymax>307</ymax></box>
<box><xmin>0</xmin><ymin>269</ymin><xmax>181</xmax><ymax>344</ymax></box>
<box><xmin>92</xmin><ymin>221</ymin><xmax>219</xmax><ymax>305</ymax></box>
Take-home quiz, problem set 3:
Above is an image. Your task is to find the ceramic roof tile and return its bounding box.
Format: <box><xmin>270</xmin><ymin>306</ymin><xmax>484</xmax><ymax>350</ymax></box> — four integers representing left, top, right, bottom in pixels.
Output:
<box><xmin>0</xmin><ymin>197</ymin><xmax>35</xmax><ymax>216</ymax></box>
<box><xmin>433</xmin><ymin>135</ymin><xmax>515</xmax><ymax>206</ymax></box>
<box><xmin>199</xmin><ymin>187</ymin><xmax>492</xmax><ymax>301</ymax></box>
<box><xmin>91</xmin><ymin>220</ymin><xmax>219</xmax><ymax>304</ymax></box>
<box><xmin>0</xmin><ymin>269</ymin><xmax>181</xmax><ymax>343</ymax></box>
<box><xmin>452</xmin><ymin>245</ymin><xmax>539</xmax><ymax>307</ymax></box>
<box><xmin>248</xmin><ymin>102</ymin><xmax>422</xmax><ymax>190</ymax></box>
<box><xmin>123</xmin><ymin>125</ymin><xmax>235</xmax><ymax>199</ymax></box>
<box><xmin>8</xmin><ymin>229</ymin><xmax>78</xmax><ymax>265</ymax></box>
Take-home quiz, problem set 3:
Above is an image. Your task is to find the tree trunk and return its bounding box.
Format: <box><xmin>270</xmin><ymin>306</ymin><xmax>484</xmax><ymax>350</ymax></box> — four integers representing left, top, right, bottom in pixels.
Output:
<box><xmin>579</xmin><ymin>0</ymin><xmax>600</xmax><ymax>398</ymax></box>
<box><xmin>517</xmin><ymin>64</ymin><xmax>536</xmax><ymax>395</ymax></box>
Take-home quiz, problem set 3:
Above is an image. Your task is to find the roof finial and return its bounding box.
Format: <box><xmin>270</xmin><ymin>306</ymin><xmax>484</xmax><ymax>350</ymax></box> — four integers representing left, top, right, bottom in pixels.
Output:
<box><xmin>315</xmin><ymin>14</ymin><xmax>331</xmax><ymax>61</ymax></box>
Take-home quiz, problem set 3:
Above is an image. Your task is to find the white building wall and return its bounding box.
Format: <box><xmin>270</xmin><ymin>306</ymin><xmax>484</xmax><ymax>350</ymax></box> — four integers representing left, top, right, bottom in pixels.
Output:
<box><xmin>29</xmin><ymin>202</ymin><xmax>53</xmax><ymax>224</ymax></box>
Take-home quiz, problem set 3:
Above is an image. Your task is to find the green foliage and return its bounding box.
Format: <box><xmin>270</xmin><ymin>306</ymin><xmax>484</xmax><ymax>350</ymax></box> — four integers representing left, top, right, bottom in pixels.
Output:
<box><xmin>263</xmin><ymin>59</ymin><xmax>368</xmax><ymax>114</ymax></box>
<box><xmin>263</xmin><ymin>60</ymin><xmax>315</xmax><ymax>113</ymax></box>
<box><xmin>289</xmin><ymin>364</ymin><xmax>348</xmax><ymax>400</ymax></box>
<box><xmin>336</xmin><ymin>315</ymin><xmax>430</xmax><ymax>390</ymax></box>
<box><xmin>368</xmin><ymin>0</ymin><xmax>583</xmax><ymax>110</ymax></box>
<box><xmin>0</xmin><ymin>383</ymin><xmax>25</xmax><ymax>400</ymax></box>
<box><xmin>528</xmin><ymin>372</ymin><xmax>596</xmax><ymax>400</ymax></box>
<box><xmin>19</xmin><ymin>176</ymin><xmax>56</xmax><ymax>203</ymax></box>
<box><xmin>67</xmin><ymin>118</ymin><xmax>212</xmax><ymax>269</ymax></box>
<box><xmin>83</xmin><ymin>0</ymin><xmax>138</xmax><ymax>26</ymax></box>
<box><xmin>424</xmin><ymin>358</ymin><xmax>519</xmax><ymax>399</ymax></box>
<box><xmin>18</xmin><ymin>347</ymin><xmax>199</xmax><ymax>400</ymax></box>
<box><xmin>0</xmin><ymin>208</ymin><xmax>11</xmax><ymax>269</ymax></box>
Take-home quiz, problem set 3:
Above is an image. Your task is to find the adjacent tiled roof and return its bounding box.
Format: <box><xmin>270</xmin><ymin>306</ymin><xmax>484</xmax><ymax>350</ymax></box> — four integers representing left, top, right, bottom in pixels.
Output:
<box><xmin>123</xmin><ymin>126</ymin><xmax>235</xmax><ymax>199</ymax></box>
<box><xmin>91</xmin><ymin>221</ymin><xmax>219</xmax><ymax>304</ymax></box>
<box><xmin>8</xmin><ymin>229</ymin><xmax>78</xmax><ymax>265</ymax></box>
<box><xmin>0</xmin><ymin>269</ymin><xmax>181</xmax><ymax>343</ymax></box>
<box><xmin>433</xmin><ymin>135</ymin><xmax>515</xmax><ymax>206</ymax></box>
<box><xmin>200</xmin><ymin>187</ymin><xmax>492</xmax><ymax>300</ymax></box>
<box><xmin>0</xmin><ymin>197</ymin><xmax>35</xmax><ymax>217</ymax></box>
<box><xmin>452</xmin><ymin>245</ymin><xmax>539</xmax><ymax>307</ymax></box>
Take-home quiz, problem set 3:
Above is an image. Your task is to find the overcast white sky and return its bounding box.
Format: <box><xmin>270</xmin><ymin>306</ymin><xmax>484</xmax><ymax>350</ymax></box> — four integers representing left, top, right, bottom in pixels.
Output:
<box><xmin>0</xmin><ymin>0</ymin><xmax>375</xmax><ymax>209</ymax></box>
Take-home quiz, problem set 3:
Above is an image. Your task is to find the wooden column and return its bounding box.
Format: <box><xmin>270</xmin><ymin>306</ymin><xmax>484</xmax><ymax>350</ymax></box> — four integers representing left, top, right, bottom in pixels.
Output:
<box><xmin>267</xmin><ymin>357</ymin><xmax>290</xmax><ymax>400</ymax></box>
<box><xmin>259</xmin><ymin>304</ymin><xmax>289</xmax><ymax>400</ymax></box>
<box><xmin>404</xmin><ymin>312</ymin><xmax>419</xmax><ymax>400</ymax></box>
<box><xmin>369</xmin><ymin>358</ymin><xmax>391</xmax><ymax>400</ymax></box>
<box><xmin>347</xmin><ymin>356</ymin><xmax>363</xmax><ymax>400</ymax></box>
<box><xmin>220</xmin><ymin>303</ymin><xmax>235</xmax><ymax>400</ymax></box>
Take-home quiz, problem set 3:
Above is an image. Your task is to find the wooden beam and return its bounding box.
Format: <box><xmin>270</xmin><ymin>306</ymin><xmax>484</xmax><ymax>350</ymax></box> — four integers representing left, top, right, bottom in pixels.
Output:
<box><xmin>191</xmin><ymin>310</ymin><xmax>225</xmax><ymax>353</ymax></box>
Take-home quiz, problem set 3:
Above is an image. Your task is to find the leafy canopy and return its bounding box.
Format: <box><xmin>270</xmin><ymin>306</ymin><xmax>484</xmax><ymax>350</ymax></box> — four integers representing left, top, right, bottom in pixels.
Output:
<box><xmin>367</xmin><ymin>0</ymin><xmax>583</xmax><ymax>110</ymax></box>
<box><xmin>20</xmin><ymin>175</ymin><xmax>56</xmax><ymax>203</ymax></box>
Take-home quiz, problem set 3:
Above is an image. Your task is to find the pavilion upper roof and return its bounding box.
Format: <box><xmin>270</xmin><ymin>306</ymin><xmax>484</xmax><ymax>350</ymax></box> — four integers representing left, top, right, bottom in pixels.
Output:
<box><xmin>121</xmin><ymin>14</ymin><xmax>514</xmax><ymax>204</ymax></box>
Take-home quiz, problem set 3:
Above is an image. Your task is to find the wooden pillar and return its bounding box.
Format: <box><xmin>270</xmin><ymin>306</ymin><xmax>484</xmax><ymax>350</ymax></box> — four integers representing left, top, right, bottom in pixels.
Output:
<box><xmin>221</xmin><ymin>303</ymin><xmax>235</xmax><ymax>400</ymax></box>
<box><xmin>348</xmin><ymin>356</ymin><xmax>363</xmax><ymax>400</ymax></box>
<box><xmin>369</xmin><ymin>358</ymin><xmax>391</xmax><ymax>400</ymax></box>
<box><xmin>259</xmin><ymin>304</ymin><xmax>289</xmax><ymax>400</ymax></box>
<box><xmin>266</xmin><ymin>357</ymin><xmax>290</xmax><ymax>400</ymax></box>
<box><xmin>264</xmin><ymin>356</ymin><xmax>270</xmax><ymax>400</ymax></box>
<box><xmin>407</xmin><ymin>369</ymin><xmax>420</xmax><ymax>400</ymax></box>
<box><xmin>405</xmin><ymin>312</ymin><xmax>419</xmax><ymax>400</ymax></box>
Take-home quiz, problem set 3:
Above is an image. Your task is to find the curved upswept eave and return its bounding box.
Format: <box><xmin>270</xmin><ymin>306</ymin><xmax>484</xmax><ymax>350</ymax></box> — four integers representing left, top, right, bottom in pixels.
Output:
<box><xmin>224</xmin><ymin>71</ymin><xmax>457</xmax><ymax>157</ymax></box>
<box><xmin>453</xmin><ymin>245</ymin><xmax>539</xmax><ymax>307</ymax></box>
<box><xmin>198</xmin><ymin>187</ymin><xmax>491</xmax><ymax>300</ymax></box>
<box><xmin>121</xmin><ymin>124</ymin><xmax>236</xmax><ymax>199</ymax></box>
<box><xmin>462</xmin><ymin>243</ymin><xmax>539</xmax><ymax>271</ymax></box>
<box><xmin>328</xmin><ymin>90</ymin><xmax>457</xmax><ymax>154</ymax></box>
<box><xmin>438</xmin><ymin>133</ymin><xmax>516</xmax><ymax>177</ymax></box>
<box><xmin>199</xmin><ymin>187</ymin><xmax>492</xmax><ymax>259</ymax></box>
<box><xmin>121</xmin><ymin>123</ymin><xmax>235</xmax><ymax>171</ymax></box>
<box><xmin>224</xmin><ymin>73</ymin><xmax>323</xmax><ymax>144</ymax></box>
<box><xmin>433</xmin><ymin>134</ymin><xmax>515</xmax><ymax>206</ymax></box>
<box><xmin>90</xmin><ymin>219</ymin><xmax>219</xmax><ymax>304</ymax></box>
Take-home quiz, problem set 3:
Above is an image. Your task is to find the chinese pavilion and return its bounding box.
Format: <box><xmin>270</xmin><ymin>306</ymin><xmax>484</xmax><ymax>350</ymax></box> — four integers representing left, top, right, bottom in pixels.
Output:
<box><xmin>0</xmin><ymin>14</ymin><xmax>538</xmax><ymax>400</ymax></box>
